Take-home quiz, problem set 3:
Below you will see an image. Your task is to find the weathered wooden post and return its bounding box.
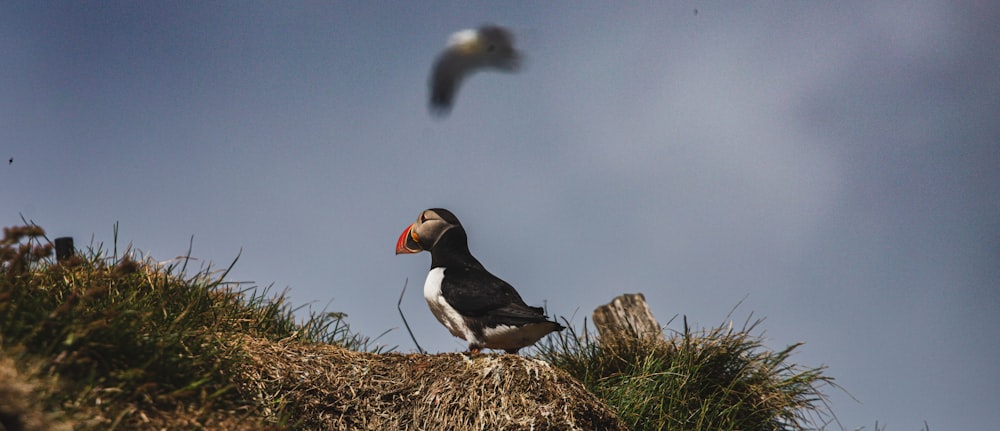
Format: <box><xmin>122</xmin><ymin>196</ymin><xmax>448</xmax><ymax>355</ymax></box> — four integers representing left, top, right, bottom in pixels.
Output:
<box><xmin>592</xmin><ymin>293</ymin><xmax>664</xmax><ymax>342</ymax></box>
<box><xmin>55</xmin><ymin>237</ymin><xmax>74</xmax><ymax>261</ymax></box>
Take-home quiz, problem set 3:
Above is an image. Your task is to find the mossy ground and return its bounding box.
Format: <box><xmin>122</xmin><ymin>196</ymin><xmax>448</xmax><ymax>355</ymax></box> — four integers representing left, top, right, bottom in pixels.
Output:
<box><xmin>1</xmin><ymin>223</ymin><xmax>852</xmax><ymax>430</ymax></box>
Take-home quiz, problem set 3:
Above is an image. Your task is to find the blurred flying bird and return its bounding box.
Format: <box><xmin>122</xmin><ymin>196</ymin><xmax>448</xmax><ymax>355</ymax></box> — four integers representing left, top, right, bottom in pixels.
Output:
<box><xmin>429</xmin><ymin>25</ymin><xmax>521</xmax><ymax>116</ymax></box>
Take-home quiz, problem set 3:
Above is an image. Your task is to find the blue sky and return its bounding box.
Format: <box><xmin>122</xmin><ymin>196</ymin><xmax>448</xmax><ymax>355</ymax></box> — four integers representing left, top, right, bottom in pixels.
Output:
<box><xmin>2</xmin><ymin>2</ymin><xmax>998</xmax><ymax>429</ymax></box>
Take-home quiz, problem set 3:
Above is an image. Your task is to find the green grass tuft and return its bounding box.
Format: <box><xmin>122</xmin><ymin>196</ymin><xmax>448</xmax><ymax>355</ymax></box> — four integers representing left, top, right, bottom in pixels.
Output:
<box><xmin>534</xmin><ymin>313</ymin><xmax>840</xmax><ymax>431</ymax></box>
<box><xmin>0</xmin><ymin>222</ymin><xmax>376</xmax><ymax>429</ymax></box>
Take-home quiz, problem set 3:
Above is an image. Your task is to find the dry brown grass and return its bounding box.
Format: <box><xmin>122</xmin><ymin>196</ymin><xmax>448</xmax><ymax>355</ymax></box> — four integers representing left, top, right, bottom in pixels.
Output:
<box><xmin>233</xmin><ymin>335</ymin><xmax>626</xmax><ymax>431</ymax></box>
<box><xmin>3</xmin><ymin>332</ymin><xmax>625</xmax><ymax>431</ymax></box>
<box><xmin>0</xmin><ymin>349</ymin><xmax>72</xmax><ymax>431</ymax></box>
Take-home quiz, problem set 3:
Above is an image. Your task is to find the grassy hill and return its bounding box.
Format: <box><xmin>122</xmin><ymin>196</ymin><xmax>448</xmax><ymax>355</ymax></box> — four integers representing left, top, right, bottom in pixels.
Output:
<box><xmin>0</xmin><ymin>223</ymin><xmax>839</xmax><ymax>431</ymax></box>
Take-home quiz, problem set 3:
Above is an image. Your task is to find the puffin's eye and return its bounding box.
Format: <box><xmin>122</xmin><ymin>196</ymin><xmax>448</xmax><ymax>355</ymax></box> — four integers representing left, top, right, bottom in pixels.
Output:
<box><xmin>420</xmin><ymin>213</ymin><xmax>428</xmax><ymax>223</ymax></box>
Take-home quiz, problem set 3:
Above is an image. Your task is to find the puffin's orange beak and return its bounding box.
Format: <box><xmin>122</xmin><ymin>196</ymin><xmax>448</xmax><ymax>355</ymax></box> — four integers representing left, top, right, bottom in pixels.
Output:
<box><xmin>395</xmin><ymin>224</ymin><xmax>421</xmax><ymax>254</ymax></box>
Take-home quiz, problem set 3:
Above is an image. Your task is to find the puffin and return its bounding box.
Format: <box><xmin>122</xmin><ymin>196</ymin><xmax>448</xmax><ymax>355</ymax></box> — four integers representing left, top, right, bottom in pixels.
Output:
<box><xmin>429</xmin><ymin>25</ymin><xmax>521</xmax><ymax>116</ymax></box>
<box><xmin>395</xmin><ymin>208</ymin><xmax>564</xmax><ymax>354</ymax></box>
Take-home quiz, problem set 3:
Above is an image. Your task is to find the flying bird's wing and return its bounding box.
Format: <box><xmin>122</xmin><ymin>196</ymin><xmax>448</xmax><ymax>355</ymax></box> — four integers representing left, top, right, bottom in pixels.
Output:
<box><xmin>429</xmin><ymin>51</ymin><xmax>470</xmax><ymax>114</ymax></box>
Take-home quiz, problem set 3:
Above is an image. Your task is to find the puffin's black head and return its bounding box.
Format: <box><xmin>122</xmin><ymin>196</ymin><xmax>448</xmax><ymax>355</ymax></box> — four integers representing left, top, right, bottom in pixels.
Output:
<box><xmin>395</xmin><ymin>208</ymin><xmax>463</xmax><ymax>254</ymax></box>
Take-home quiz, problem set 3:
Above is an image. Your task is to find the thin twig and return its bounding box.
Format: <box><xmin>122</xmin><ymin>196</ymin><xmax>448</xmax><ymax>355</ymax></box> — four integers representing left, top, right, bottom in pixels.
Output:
<box><xmin>398</xmin><ymin>278</ymin><xmax>425</xmax><ymax>354</ymax></box>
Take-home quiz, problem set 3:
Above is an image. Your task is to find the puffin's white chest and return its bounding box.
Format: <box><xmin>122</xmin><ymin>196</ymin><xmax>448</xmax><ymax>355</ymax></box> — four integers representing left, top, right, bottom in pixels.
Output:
<box><xmin>423</xmin><ymin>267</ymin><xmax>470</xmax><ymax>340</ymax></box>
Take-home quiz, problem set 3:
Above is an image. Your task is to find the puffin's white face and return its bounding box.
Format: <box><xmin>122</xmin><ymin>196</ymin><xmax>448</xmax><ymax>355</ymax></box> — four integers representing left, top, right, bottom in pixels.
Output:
<box><xmin>395</xmin><ymin>209</ymin><xmax>460</xmax><ymax>254</ymax></box>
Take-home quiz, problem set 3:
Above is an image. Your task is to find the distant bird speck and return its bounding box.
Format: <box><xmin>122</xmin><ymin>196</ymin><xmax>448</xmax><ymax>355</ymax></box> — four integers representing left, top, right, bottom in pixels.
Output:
<box><xmin>7</xmin><ymin>158</ymin><xmax>11</xmax><ymax>165</ymax></box>
<box><xmin>694</xmin><ymin>8</ymin><xmax>699</xmax><ymax>16</ymax></box>
<box><xmin>429</xmin><ymin>25</ymin><xmax>521</xmax><ymax>116</ymax></box>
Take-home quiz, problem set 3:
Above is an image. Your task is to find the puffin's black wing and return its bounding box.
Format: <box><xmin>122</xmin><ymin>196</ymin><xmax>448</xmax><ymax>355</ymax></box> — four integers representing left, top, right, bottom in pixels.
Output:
<box><xmin>439</xmin><ymin>266</ymin><xmax>548</xmax><ymax>323</ymax></box>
